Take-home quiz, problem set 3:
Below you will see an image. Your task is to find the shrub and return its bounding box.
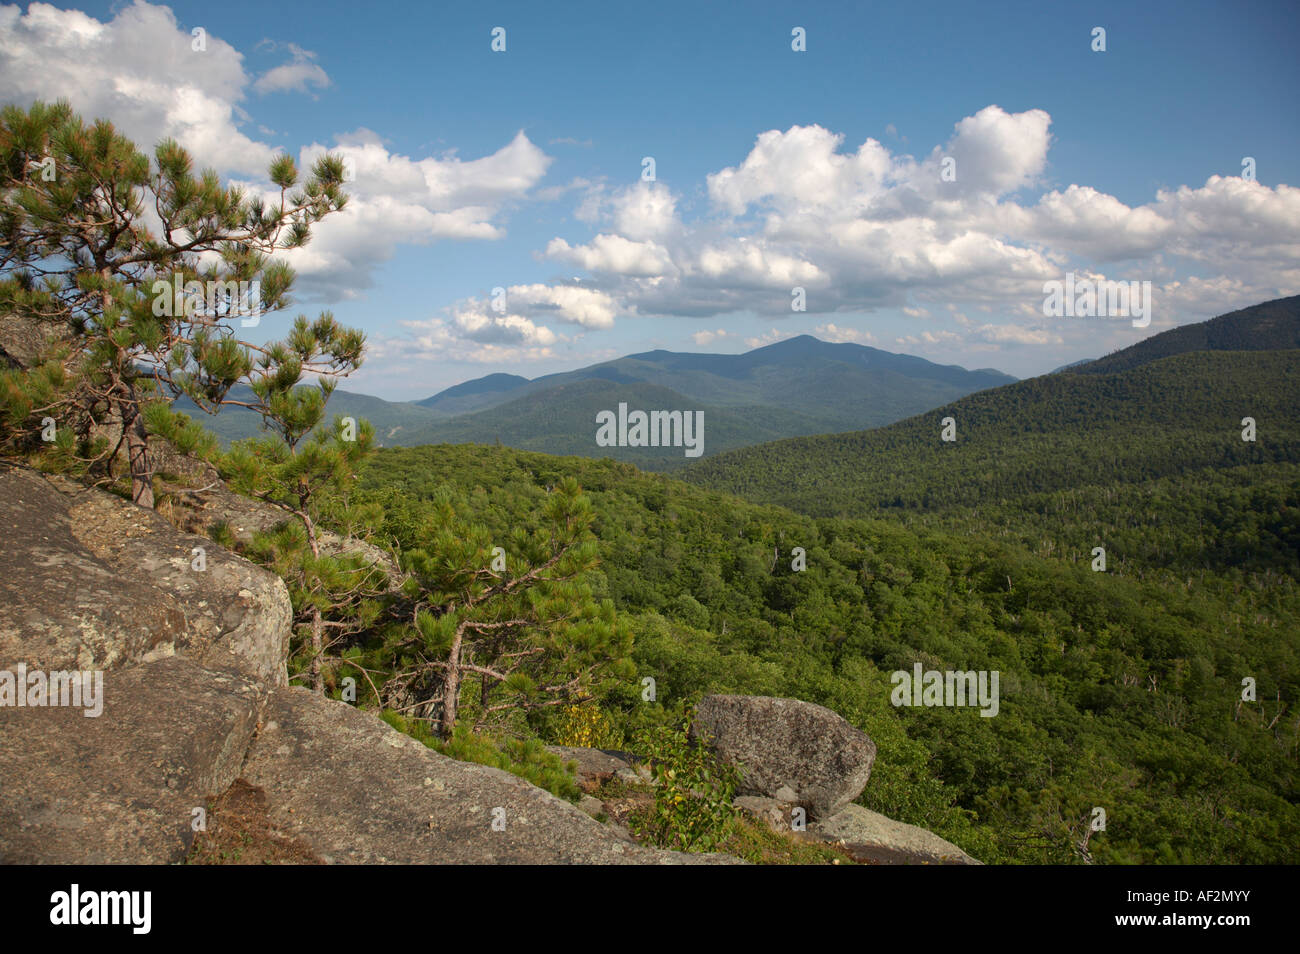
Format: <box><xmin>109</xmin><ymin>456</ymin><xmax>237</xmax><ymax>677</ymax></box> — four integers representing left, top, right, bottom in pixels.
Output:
<box><xmin>551</xmin><ymin>702</ymin><xmax>625</xmax><ymax>749</ymax></box>
<box><xmin>629</xmin><ymin>711</ymin><xmax>739</xmax><ymax>852</ymax></box>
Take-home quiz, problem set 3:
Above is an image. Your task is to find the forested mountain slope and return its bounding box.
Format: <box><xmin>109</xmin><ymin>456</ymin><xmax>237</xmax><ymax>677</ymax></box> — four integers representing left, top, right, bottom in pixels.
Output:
<box><xmin>396</xmin><ymin>335</ymin><xmax>1015</xmax><ymax>467</ymax></box>
<box><xmin>1075</xmin><ymin>295</ymin><xmax>1300</xmax><ymax>376</ymax></box>
<box><xmin>417</xmin><ymin>334</ymin><xmax>1014</xmax><ymax>420</ymax></box>
<box><xmin>683</xmin><ymin>349</ymin><xmax>1300</xmax><ymax>575</ymax></box>
<box><xmin>352</xmin><ymin>444</ymin><xmax>1300</xmax><ymax>864</ymax></box>
<box><xmin>398</xmin><ymin>378</ymin><xmax>836</xmax><ymax>470</ymax></box>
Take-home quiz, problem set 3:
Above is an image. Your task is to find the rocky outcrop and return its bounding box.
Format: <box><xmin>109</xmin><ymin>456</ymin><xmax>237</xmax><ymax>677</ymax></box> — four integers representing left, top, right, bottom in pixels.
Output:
<box><xmin>546</xmin><ymin>745</ymin><xmax>651</xmax><ymax>786</ymax></box>
<box><xmin>241</xmin><ymin>689</ymin><xmax>733</xmax><ymax>864</ymax></box>
<box><xmin>0</xmin><ymin>657</ymin><xmax>263</xmax><ymax>863</ymax></box>
<box><xmin>729</xmin><ymin>795</ymin><xmax>980</xmax><ymax>865</ymax></box>
<box><xmin>732</xmin><ymin>795</ymin><xmax>803</xmax><ymax>831</ymax></box>
<box><xmin>691</xmin><ymin>694</ymin><xmax>877</xmax><ymax>820</ymax></box>
<box><xmin>0</xmin><ymin>463</ymin><xmax>291</xmax><ymax>863</ymax></box>
<box><xmin>0</xmin><ymin>464</ymin><xmax>290</xmax><ymax>686</ymax></box>
<box><xmin>163</xmin><ymin>469</ymin><xmax>401</xmax><ymax>586</ymax></box>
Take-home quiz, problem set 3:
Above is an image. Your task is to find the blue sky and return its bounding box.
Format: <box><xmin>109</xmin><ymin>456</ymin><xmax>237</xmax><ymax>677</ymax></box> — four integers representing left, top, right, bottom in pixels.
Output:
<box><xmin>3</xmin><ymin>0</ymin><xmax>1298</xmax><ymax>399</ymax></box>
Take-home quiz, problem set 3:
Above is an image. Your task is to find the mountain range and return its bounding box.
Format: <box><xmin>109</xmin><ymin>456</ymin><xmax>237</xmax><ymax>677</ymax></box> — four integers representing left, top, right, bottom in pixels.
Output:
<box><xmin>350</xmin><ymin>294</ymin><xmax>1300</xmax><ymax>864</ymax></box>
<box><xmin>180</xmin><ymin>335</ymin><xmax>1015</xmax><ymax>470</ymax></box>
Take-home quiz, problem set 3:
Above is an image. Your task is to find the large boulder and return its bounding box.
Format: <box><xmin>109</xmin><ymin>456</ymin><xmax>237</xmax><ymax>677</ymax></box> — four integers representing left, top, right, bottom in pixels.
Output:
<box><xmin>0</xmin><ymin>656</ymin><xmax>264</xmax><ymax>863</ymax></box>
<box><xmin>239</xmin><ymin>688</ymin><xmax>740</xmax><ymax>864</ymax></box>
<box><xmin>0</xmin><ymin>464</ymin><xmax>289</xmax><ymax>863</ymax></box>
<box><xmin>0</xmin><ymin>466</ymin><xmax>184</xmax><ymax>673</ymax></box>
<box><xmin>811</xmin><ymin>804</ymin><xmax>981</xmax><ymax>865</ymax></box>
<box><xmin>0</xmin><ymin>465</ymin><xmax>291</xmax><ymax>686</ymax></box>
<box><xmin>691</xmin><ymin>694</ymin><xmax>876</xmax><ymax>820</ymax></box>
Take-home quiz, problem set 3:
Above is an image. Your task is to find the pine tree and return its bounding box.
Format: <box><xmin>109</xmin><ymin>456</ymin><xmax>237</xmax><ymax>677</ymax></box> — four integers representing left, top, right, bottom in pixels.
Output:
<box><xmin>391</xmin><ymin>477</ymin><xmax>635</xmax><ymax>738</ymax></box>
<box><xmin>211</xmin><ymin>332</ymin><xmax>385</xmax><ymax>693</ymax></box>
<box><xmin>0</xmin><ymin>100</ymin><xmax>350</xmax><ymax>507</ymax></box>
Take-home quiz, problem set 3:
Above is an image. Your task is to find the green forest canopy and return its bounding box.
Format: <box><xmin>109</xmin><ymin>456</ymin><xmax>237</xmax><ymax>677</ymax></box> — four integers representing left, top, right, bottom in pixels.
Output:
<box><xmin>352</xmin><ymin>440</ymin><xmax>1300</xmax><ymax>864</ymax></box>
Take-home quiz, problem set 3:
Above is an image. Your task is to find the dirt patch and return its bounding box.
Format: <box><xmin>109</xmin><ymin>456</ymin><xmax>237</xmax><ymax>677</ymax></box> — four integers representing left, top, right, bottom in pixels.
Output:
<box><xmin>187</xmin><ymin>779</ymin><xmax>325</xmax><ymax>865</ymax></box>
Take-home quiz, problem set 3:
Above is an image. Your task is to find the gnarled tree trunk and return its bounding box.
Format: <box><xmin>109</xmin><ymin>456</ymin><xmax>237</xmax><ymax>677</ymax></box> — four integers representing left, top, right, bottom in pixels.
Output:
<box><xmin>440</xmin><ymin>623</ymin><xmax>465</xmax><ymax>739</ymax></box>
<box><xmin>123</xmin><ymin>390</ymin><xmax>154</xmax><ymax>509</ymax></box>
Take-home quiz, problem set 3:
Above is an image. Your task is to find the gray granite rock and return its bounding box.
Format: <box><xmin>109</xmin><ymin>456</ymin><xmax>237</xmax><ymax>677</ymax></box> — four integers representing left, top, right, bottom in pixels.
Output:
<box><xmin>166</xmin><ymin>476</ymin><xmax>401</xmax><ymax>587</ymax></box>
<box><xmin>733</xmin><ymin>795</ymin><xmax>806</xmax><ymax>832</ymax></box>
<box><xmin>0</xmin><ymin>656</ymin><xmax>265</xmax><ymax>863</ymax></box>
<box><xmin>0</xmin><ymin>465</ymin><xmax>290</xmax><ymax>686</ymax></box>
<box><xmin>811</xmin><ymin>804</ymin><xmax>981</xmax><ymax>865</ymax></box>
<box><xmin>241</xmin><ymin>688</ymin><xmax>740</xmax><ymax>864</ymax></box>
<box><xmin>692</xmin><ymin>694</ymin><xmax>876</xmax><ymax>820</ymax></box>
<box><xmin>546</xmin><ymin>745</ymin><xmax>636</xmax><ymax>783</ymax></box>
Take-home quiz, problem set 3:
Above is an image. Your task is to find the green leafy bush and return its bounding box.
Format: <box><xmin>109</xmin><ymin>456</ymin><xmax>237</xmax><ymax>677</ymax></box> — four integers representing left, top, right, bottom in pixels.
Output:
<box><xmin>629</xmin><ymin>713</ymin><xmax>740</xmax><ymax>852</ymax></box>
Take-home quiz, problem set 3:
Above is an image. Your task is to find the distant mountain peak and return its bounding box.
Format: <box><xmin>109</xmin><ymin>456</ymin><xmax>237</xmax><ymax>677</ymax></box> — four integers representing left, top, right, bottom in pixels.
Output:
<box><xmin>753</xmin><ymin>333</ymin><xmax>866</xmax><ymax>353</ymax></box>
<box><xmin>417</xmin><ymin>372</ymin><xmax>529</xmax><ymax>407</ymax></box>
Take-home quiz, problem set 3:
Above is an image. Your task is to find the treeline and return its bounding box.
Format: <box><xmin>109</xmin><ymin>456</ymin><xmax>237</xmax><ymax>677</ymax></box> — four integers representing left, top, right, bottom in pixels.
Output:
<box><xmin>1076</xmin><ymin>295</ymin><xmax>1300</xmax><ymax>376</ymax></box>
